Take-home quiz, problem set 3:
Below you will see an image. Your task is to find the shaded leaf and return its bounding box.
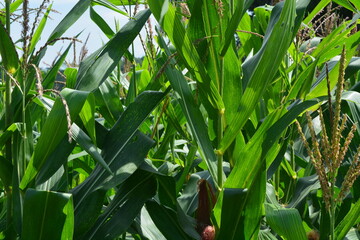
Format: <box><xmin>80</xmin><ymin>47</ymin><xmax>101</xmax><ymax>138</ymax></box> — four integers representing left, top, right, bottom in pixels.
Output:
<box><xmin>22</xmin><ymin>189</ymin><xmax>74</xmax><ymax>240</ymax></box>
<box><xmin>20</xmin><ymin>89</ymin><xmax>90</xmax><ymax>189</ymax></box>
<box><xmin>84</xmin><ymin>169</ymin><xmax>157</xmax><ymax>240</ymax></box>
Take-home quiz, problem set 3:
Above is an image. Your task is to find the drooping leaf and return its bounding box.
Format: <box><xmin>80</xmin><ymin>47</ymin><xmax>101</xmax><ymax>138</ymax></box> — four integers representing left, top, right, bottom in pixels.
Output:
<box><xmin>70</xmin><ymin>123</ymin><xmax>111</xmax><ymax>175</ymax></box>
<box><xmin>90</xmin><ymin>6</ymin><xmax>115</xmax><ymax>39</ymax></box>
<box><xmin>20</xmin><ymin>89</ymin><xmax>90</xmax><ymax>189</ymax></box>
<box><xmin>91</xmin><ymin>0</ymin><xmax>128</xmax><ymax>16</ymax></box>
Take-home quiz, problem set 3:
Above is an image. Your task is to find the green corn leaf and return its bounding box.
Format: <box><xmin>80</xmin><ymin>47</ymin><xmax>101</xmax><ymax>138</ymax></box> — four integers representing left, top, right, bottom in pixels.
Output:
<box><xmin>222</xmin><ymin>97</ymin><xmax>325</xmax><ymax>189</ymax></box>
<box><xmin>333</xmin><ymin>0</ymin><xmax>358</xmax><ymax>12</ymax></box>
<box><xmin>42</xmin><ymin>43</ymin><xmax>72</xmax><ymax>89</ymax></box>
<box><xmin>35</xmin><ymin>136</ymin><xmax>76</xmax><ymax>186</ymax></box>
<box><xmin>303</xmin><ymin>0</ymin><xmax>331</xmax><ymax>24</ymax></box>
<box><xmin>148</xmin><ymin>0</ymin><xmax>224</xmax><ymax>111</ymax></box>
<box><xmin>0</xmin><ymin>22</ymin><xmax>19</xmax><ymax>73</ymax></box>
<box><xmin>72</xmin><ymin>131</ymin><xmax>154</xmax><ymax>211</ymax></box>
<box><xmin>107</xmin><ymin>0</ymin><xmax>145</xmax><ymax>5</ymax></box>
<box><xmin>71</xmin><ymin>124</ymin><xmax>111</xmax><ymax>175</ymax></box>
<box><xmin>74</xmin><ymin>189</ymin><xmax>107</xmax><ymax>238</ymax></box>
<box><xmin>48</xmin><ymin>0</ymin><xmax>91</xmax><ymax>41</ymax></box>
<box><xmin>265</xmin><ymin>204</ymin><xmax>307</xmax><ymax>240</ymax></box>
<box><xmin>145</xmin><ymin>200</ymin><xmax>194</xmax><ymax>240</ymax></box>
<box><xmin>90</xmin><ymin>6</ymin><xmax>115</xmax><ymax>39</ymax></box>
<box><xmin>243</xmin><ymin>167</ymin><xmax>267</xmax><ymax>239</ymax></box>
<box><xmin>72</xmin><ymin>91</ymin><xmax>166</xmax><ymax>207</ymax></box>
<box><xmin>29</xmin><ymin>3</ymin><xmax>52</xmax><ymax>55</ymax></box>
<box><xmin>219</xmin><ymin>0</ymin><xmax>297</xmax><ymax>153</ymax></box>
<box><xmin>220</xmin><ymin>0</ymin><xmax>245</xmax><ymax>57</ymax></box>
<box><xmin>134</xmin><ymin>207</ymin><xmax>167</xmax><ymax>240</ymax></box>
<box><xmin>91</xmin><ymin>0</ymin><xmax>128</xmax><ymax>16</ymax></box>
<box><xmin>223</xmin><ymin>48</ymin><xmax>242</xmax><ymax>124</ymax></box>
<box><xmin>20</xmin><ymin>89</ymin><xmax>90</xmax><ymax>189</ymax></box>
<box><xmin>287</xmin><ymin>175</ymin><xmax>320</xmax><ymax>208</ymax></box>
<box><xmin>0</xmin><ymin>0</ymin><xmax>23</xmax><ymax>25</ymax></box>
<box><xmin>93</xmin><ymin>78</ymin><xmax>124</xmax><ymax>126</ymax></box>
<box><xmin>0</xmin><ymin>123</ymin><xmax>20</xmax><ymax>147</ymax></box>
<box><xmin>22</xmin><ymin>189</ymin><xmax>74</xmax><ymax>240</ymax></box>
<box><xmin>83</xmin><ymin>169</ymin><xmax>157</xmax><ymax>240</ymax></box>
<box><xmin>216</xmin><ymin>188</ymin><xmax>248</xmax><ymax>240</ymax></box>
<box><xmin>307</xmin><ymin>31</ymin><xmax>360</xmax><ymax>99</ymax></box>
<box><xmin>64</xmin><ymin>67</ymin><xmax>78</xmax><ymax>89</ymax></box>
<box><xmin>159</xmin><ymin>54</ymin><xmax>223</xmax><ymax>188</ymax></box>
<box><xmin>75</xmin><ymin>9</ymin><xmax>150</xmax><ymax>91</ymax></box>
<box><xmin>79</xmin><ymin>92</ymin><xmax>97</xmax><ymax>145</ymax></box>
<box><xmin>349</xmin><ymin>0</ymin><xmax>360</xmax><ymax>9</ymax></box>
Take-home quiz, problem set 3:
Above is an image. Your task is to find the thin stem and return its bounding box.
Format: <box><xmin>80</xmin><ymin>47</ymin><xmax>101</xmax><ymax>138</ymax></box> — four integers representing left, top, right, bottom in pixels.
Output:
<box><xmin>4</xmin><ymin>0</ymin><xmax>13</xmax><ymax>234</ymax></box>
<box><xmin>216</xmin><ymin>0</ymin><xmax>225</xmax><ymax>191</ymax></box>
<box><xmin>217</xmin><ymin>57</ymin><xmax>225</xmax><ymax>190</ymax></box>
<box><xmin>21</xmin><ymin>0</ymin><xmax>29</xmax><ymax>179</ymax></box>
<box><xmin>5</xmin><ymin>0</ymin><xmax>12</xmax><ymax>155</ymax></box>
<box><xmin>329</xmin><ymin>185</ymin><xmax>336</xmax><ymax>240</ymax></box>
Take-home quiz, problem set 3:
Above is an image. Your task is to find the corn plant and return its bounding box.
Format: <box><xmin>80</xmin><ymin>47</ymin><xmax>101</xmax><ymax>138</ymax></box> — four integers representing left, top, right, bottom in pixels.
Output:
<box><xmin>0</xmin><ymin>0</ymin><xmax>360</xmax><ymax>239</ymax></box>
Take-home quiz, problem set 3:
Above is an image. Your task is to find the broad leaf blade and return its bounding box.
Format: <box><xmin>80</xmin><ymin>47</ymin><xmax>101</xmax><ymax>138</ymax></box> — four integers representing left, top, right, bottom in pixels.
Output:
<box><xmin>22</xmin><ymin>189</ymin><xmax>74</xmax><ymax>240</ymax></box>
<box><xmin>265</xmin><ymin>204</ymin><xmax>307</xmax><ymax>240</ymax></box>
<box><xmin>217</xmin><ymin>188</ymin><xmax>248</xmax><ymax>240</ymax></box>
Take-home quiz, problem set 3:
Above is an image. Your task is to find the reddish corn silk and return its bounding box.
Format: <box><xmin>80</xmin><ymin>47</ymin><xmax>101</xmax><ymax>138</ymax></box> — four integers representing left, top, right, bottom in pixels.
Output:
<box><xmin>201</xmin><ymin>225</ymin><xmax>215</xmax><ymax>240</ymax></box>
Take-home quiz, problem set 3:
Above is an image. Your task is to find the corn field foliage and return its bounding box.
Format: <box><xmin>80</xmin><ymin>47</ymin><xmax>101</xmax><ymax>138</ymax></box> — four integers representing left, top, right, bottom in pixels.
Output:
<box><xmin>1</xmin><ymin>0</ymin><xmax>360</xmax><ymax>239</ymax></box>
